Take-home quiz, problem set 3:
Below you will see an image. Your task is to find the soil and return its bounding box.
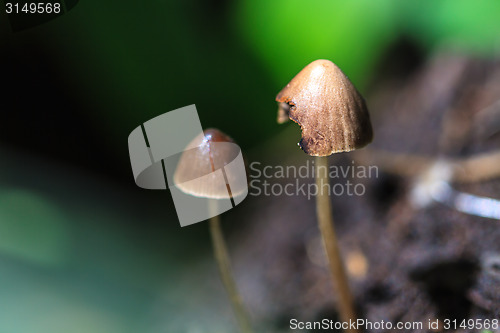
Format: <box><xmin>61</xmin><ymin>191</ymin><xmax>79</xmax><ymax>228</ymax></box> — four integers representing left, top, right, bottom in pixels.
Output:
<box><xmin>226</xmin><ymin>49</ymin><xmax>500</xmax><ymax>332</ymax></box>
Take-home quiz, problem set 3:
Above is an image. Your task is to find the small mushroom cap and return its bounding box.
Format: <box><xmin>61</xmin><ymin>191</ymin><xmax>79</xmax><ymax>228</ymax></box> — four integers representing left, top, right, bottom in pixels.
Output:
<box><xmin>173</xmin><ymin>128</ymin><xmax>246</xmax><ymax>199</ymax></box>
<box><xmin>276</xmin><ymin>59</ymin><xmax>373</xmax><ymax>156</ymax></box>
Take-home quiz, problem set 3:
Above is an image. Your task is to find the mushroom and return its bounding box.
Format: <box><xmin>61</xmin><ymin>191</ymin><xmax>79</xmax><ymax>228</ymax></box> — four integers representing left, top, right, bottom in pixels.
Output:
<box><xmin>277</xmin><ymin>59</ymin><xmax>372</xmax><ymax>155</ymax></box>
<box><xmin>174</xmin><ymin>129</ymin><xmax>247</xmax><ymax>200</ymax></box>
<box><xmin>276</xmin><ymin>59</ymin><xmax>373</xmax><ymax>331</ymax></box>
<box><xmin>174</xmin><ymin>128</ymin><xmax>252</xmax><ymax>333</ymax></box>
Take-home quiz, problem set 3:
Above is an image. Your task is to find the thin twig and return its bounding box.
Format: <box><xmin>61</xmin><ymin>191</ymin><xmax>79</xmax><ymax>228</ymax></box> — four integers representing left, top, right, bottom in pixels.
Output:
<box><xmin>354</xmin><ymin>149</ymin><xmax>500</xmax><ymax>183</ymax></box>
<box><xmin>453</xmin><ymin>150</ymin><xmax>500</xmax><ymax>183</ymax></box>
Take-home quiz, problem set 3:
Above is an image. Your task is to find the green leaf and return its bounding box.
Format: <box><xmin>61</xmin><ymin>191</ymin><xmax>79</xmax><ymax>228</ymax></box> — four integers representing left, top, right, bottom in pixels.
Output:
<box><xmin>234</xmin><ymin>0</ymin><xmax>398</xmax><ymax>90</ymax></box>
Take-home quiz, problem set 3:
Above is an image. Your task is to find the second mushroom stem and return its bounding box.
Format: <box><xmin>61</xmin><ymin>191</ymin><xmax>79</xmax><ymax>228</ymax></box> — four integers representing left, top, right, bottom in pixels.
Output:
<box><xmin>209</xmin><ymin>213</ymin><xmax>253</xmax><ymax>333</ymax></box>
<box><xmin>315</xmin><ymin>156</ymin><xmax>358</xmax><ymax>333</ymax></box>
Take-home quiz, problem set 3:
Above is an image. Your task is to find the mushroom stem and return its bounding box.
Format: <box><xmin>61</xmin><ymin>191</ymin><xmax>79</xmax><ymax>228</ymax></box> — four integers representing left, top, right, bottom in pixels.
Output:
<box><xmin>315</xmin><ymin>156</ymin><xmax>358</xmax><ymax>332</ymax></box>
<box><xmin>209</xmin><ymin>212</ymin><xmax>252</xmax><ymax>333</ymax></box>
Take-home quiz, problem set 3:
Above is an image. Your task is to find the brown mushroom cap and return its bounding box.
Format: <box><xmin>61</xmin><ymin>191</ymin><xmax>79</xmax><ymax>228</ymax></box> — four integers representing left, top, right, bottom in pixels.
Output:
<box><xmin>276</xmin><ymin>59</ymin><xmax>373</xmax><ymax>156</ymax></box>
<box><xmin>173</xmin><ymin>128</ymin><xmax>246</xmax><ymax>199</ymax></box>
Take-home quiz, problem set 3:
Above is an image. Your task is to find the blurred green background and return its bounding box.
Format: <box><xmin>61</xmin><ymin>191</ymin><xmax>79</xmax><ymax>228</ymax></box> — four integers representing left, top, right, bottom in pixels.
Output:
<box><xmin>1</xmin><ymin>0</ymin><xmax>500</xmax><ymax>332</ymax></box>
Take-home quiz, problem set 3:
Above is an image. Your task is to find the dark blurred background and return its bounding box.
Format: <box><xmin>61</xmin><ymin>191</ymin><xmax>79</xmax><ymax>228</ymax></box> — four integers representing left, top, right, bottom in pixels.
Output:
<box><xmin>1</xmin><ymin>0</ymin><xmax>500</xmax><ymax>332</ymax></box>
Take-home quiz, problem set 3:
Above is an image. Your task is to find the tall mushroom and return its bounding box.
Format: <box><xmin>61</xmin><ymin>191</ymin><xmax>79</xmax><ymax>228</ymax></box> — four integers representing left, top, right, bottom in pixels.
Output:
<box><xmin>174</xmin><ymin>129</ymin><xmax>252</xmax><ymax>333</ymax></box>
<box><xmin>276</xmin><ymin>59</ymin><xmax>373</xmax><ymax>331</ymax></box>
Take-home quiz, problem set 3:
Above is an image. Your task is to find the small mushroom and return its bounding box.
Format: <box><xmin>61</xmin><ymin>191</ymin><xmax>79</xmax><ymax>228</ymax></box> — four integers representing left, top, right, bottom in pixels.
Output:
<box><xmin>174</xmin><ymin>129</ymin><xmax>252</xmax><ymax>333</ymax></box>
<box><xmin>174</xmin><ymin>128</ymin><xmax>246</xmax><ymax>200</ymax></box>
<box><xmin>276</xmin><ymin>59</ymin><xmax>373</xmax><ymax>332</ymax></box>
<box><xmin>276</xmin><ymin>59</ymin><xmax>372</xmax><ymax>156</ymax></box>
